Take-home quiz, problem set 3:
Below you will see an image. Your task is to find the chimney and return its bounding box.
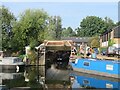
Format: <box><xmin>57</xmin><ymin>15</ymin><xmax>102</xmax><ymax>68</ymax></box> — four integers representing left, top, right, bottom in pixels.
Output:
<box><xmin>0</xmin><ymin>51</ymin><xmax>4</xmax><ymax>58</ymax></box>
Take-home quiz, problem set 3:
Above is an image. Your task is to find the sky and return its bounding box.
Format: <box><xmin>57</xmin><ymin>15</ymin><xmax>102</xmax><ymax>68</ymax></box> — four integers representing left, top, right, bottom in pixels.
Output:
<box><xmin>2</xmin><ymin>2</ymin><xmax>118</xmax><ymax>30</ymax></box>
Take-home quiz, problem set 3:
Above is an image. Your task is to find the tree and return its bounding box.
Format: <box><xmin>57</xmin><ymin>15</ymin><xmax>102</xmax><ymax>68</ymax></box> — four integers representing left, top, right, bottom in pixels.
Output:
<box><xmin>76</xmin><ymin>16</ymin><xmax>115</xmax><ymax>37</ymax></box>
<box><xmin>78</xmin><ymin>16</ymin><xmax>105</xmax><ymax>37</ymax></box>
<box><xmin>12</xmin><ymin>9</ymin><xmax>48</xmax><ymax>52</ymax></box>
<box><xmin>76</xmin><ymin>28</ymin><xmax>86</xmax><ymax>37</ymax></box>
<box><xmin>62</xmin><ymin>27</ymin><xmax>76</xmax><ymax>37</ymax></box>
<box><xmin>0</xmin><ymin>6</ymin><xmax>16</xmax><ymax>51</ymax></box>
<box><xmin>54</xmin><ymin>16</ymin><xmax>62</xmax><ymax>40</ymax></box>
<box><xmin>103</xmin><ymin>17</ymin><xmax>115</xmax><ymax>31</ymax></box>
<box><xmin>45</xmin><ymin>16</ymin><xmax>62</xmax><ymax>40</ymax></box>
<box><xmin>90</xmin><ymin>36</ymin><xmax>100</xmax><ymax>48</ymax></box>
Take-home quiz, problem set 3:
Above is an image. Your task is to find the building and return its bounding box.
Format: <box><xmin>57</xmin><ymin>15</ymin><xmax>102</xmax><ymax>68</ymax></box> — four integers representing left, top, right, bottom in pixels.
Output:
<box><xmin>61</xmin><ymin>37</ymin><xmax>91</xmax><ymax>47</ymax></box>
<box><xmin>100</xmin><ymin>26</ymin><xmax>120</xmax><ymax>48</ymax></box>
<box><xmin>44</xmin><ymin>40</ymin><xmax>74</xmax><ymax>51</ymax></box>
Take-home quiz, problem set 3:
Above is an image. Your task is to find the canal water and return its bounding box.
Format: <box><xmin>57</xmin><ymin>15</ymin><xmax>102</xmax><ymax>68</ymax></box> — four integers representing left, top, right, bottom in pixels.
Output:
<box><xmin>0</xmin><ymin>65</ymin><xmax>120</xmax><ymax>90</ymax></box>
<box><xmin>1</xmin><ymin>66</ymin><xmax>45</xmax><ymax>90</ymax></box>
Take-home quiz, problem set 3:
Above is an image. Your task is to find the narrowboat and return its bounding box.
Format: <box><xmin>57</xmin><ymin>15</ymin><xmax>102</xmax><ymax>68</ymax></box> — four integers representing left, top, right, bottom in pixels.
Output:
<box><xmin>0</xmin><ymin>57</ymin><xmax>25</xmax><ymax>70</ymax></box>
<box><xmin>69</xmin><ymin>72</ymin><xmax>120</xmax><ymax>89</ymax></box>
<box><xmin>70</xmin><ymin>58</ymin><xmax>120</xmax><ymax>78</ymax></box>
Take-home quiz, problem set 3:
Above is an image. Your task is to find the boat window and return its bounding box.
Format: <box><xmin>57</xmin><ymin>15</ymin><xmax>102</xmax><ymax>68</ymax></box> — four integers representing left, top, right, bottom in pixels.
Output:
<box><xmin>84</xmin><ymin>62</ymin><xmax>90</xmax><ymax>66</ymax></box>
<box><xmin>106</xmin><ymin>83</ymin><xmax>113</xmax><ymax>88</ymax></box>
<box><xmin>83</xmin><ymin>79</ymin><xmax>89</xmax><ymax>84</ymax></box>
<box><xmin>13</xmin><ymin>59</ymin><xmax>16</xmax><ymax>63</ymax></box>
<box><xmin>106</xmin><ymin>65</ymin><xmax>113</xmax><ymax>71</ymax></box>
<box><xmin>14</xmin><ymin>59</ymin><xmax>18</xmax><ymax>63</ymax></box>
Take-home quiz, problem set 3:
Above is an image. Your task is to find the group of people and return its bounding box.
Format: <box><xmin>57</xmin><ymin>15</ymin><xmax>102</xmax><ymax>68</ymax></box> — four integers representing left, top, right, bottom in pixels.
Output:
<box><xmin>72</xmin><ymin>45</ymin><xmax>95</xmax><ymax>58</ymax></box>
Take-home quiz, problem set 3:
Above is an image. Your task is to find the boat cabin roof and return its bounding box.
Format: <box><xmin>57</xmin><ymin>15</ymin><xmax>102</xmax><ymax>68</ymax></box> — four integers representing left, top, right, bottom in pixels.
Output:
<box><xmin>77</xmin><ymin>58</ymin><xmax>120</xmax><ymax>64</ymax></box>
<box><xmin>0</xmin><ymin>57</ymin><xmax>20</xmax><ymax>61</ymax></box>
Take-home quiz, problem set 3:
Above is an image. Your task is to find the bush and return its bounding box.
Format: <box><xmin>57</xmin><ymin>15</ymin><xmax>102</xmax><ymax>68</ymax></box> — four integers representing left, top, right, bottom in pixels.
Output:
<box><xmin>99</xmin><ymin>47</ymin><xmax>107</xmax><ymax>53</ymax></box>
<box><xmin>28</xmin><ymin>50</ymin><xmax>37</xmax><ymax>65</ymax></box>
<box><xmin>90</xmin><ymin>36</ymin><xmax>100</xmax><ymax>48</ymax></box>
<box><xmin>19</xmin><ymin>55</ymin><xmax>26</xmax><ymax>60</ymax></box>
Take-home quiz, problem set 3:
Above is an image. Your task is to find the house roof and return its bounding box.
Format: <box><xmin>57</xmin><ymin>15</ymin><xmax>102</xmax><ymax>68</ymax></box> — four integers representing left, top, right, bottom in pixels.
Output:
<box><xmin>61</xmin><ymin>37</ymin><xmax>91</xmax><ymax>43</ymax></box>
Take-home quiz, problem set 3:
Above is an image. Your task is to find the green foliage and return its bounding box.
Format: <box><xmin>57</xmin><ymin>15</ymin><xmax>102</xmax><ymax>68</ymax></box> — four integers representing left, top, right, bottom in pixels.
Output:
<box><xmin>27</xmin><ymin>50</ymin><xmax>37</xmax><ymax>65</ymax></box>
<box><xmin>45</xmin><ymin>16</ymin><xmax>62</xmax><ymax>40</ymax></box>
<box><xmin>55</xmin><ymin>16</ymin><xmax>62</xmax><ymax>40</ymax></box>
<box><xmin>19</xmin><ymin>54</ymin><xmax>26</xmax><ymax>60</ymax></box>
<box><xmin>0</xmin><ymin>6</ymin><xmax>16</xmax><ymax>51</ymax></box>
<box><xmin>90</xmin><ymin>36</ymin><xmax>100</xmax><ymax>48</ymax></box>
<box><xmin>62</xmin><ymin>27</ymin><xmax>76</xmax><ymax>37</ymax></box>
<box><xmin>1</xmin><ymin>6</ymin><xmax>63</xmax><ymax>54</ymax></box>
<box><xmin>78</xmin><ymin>16</ymin><xmax>105</xmax><ymax>37</ymax></box>
<box><xmin>108</xmin><ymin>39</ymin><xmax>115</xmax><ymax>47</ymax></box>
<box><xmin>103</xmin><ymin>17</ymin><xmax>115</xmax><ymax>30</ymax></box>
<box><xmin>99</xmin><ymin>47</ymin><xmax>107</xmax><ymax>53</ymax></box>
<box><xmin>12</xmin><ymin>9</ymin><xmax>48</xmax><ymax>51</ymax></box>
<box><xmin>39</xmin><ymin>16</ymin><xmax>62</xmax><ymax>40</ymax></box>
<box><xmin>29</xmin><ymin>38</ymin><xmax>38</xmax><ymax>50</ymax></box>
<box><xmin>76</xmin><ymin>16</ymin><xmax>115</xmax><ymax>37</ymax></box>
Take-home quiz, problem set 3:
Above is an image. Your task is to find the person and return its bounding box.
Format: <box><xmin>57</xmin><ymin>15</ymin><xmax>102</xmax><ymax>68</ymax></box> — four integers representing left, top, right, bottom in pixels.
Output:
<box><xmin>79</xmin><ymin>45</ymin><xmax>84</xmax><ymax>55</ymax></box>
<box><xmin>86</xmin><ymin>48</ymin><xmax>91</xmax><ymax>57</ymax></box>
<box><xmin>73</xmin><ymin>47</ymin><xmax>77</xmax><ymax>55</ymax></box>
<box><xmin>86</xmin><ymin>47</ymin><xmax>94</xmax><ymax>58</ymax></box>
<box><xmin>91</xmin><ymin>48</ymin><xmax>97</xmax><ymax>58</ymax></box>
<box><xmin>89</xmin><ymin>47</ymin><xmax>92</xmax><ymax>53</ymax></box>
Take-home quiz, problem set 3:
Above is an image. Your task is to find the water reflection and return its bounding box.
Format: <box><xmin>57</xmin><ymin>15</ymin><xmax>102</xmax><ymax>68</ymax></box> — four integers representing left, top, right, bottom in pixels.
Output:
<box><xmin>70</xmin><ymin>72</ymin><xmax>120</xmax><ymax>89</ymax></box>
<box><xmin>0</xmin><ymin>66</ymin><xmax>45</xmax><ymax>90</ymax></box>
<box><xmin>1</xmin><ymin>64</ymin><xmax>120</xmax><ymax>89</ymax></box>
<box><xmin>0</xmin><ymin>69</ymin><xmax>24</xmax><ymax>90</ymax></box>
<box><xmin>46</xmin><ymin>64</ymin><xmax>71</xmax><ymax>88</ymax></box>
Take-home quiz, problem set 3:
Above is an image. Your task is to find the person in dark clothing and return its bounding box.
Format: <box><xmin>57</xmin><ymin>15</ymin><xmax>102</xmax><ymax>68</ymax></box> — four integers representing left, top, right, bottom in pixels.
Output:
<box><xmin>86</xmin><ymin>48</ymin><xmax>91</xmax><ymax>57</ymax></box>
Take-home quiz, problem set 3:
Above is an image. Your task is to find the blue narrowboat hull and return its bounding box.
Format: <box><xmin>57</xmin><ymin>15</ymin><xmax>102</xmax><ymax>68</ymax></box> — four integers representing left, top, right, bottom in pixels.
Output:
<box><xmin>70</xmin><ymin>58</ymin><xmax>120</xmax><ymax>79</ymax></box>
